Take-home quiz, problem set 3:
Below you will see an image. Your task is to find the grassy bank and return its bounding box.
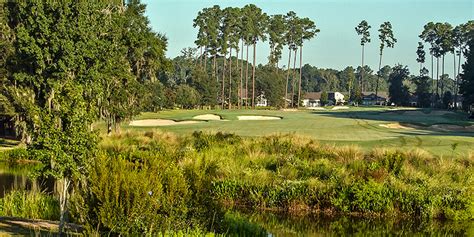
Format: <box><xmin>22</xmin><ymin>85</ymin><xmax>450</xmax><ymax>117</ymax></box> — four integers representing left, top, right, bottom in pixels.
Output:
<box><xmin>67</xmin><ymin>131</ymin><xmax>472</xmax><ymax>235</ymax></box>
<box><xmin>1</xmin><ymin>130</ymin><xmax>473</xmax><ymax>235</ymax></box>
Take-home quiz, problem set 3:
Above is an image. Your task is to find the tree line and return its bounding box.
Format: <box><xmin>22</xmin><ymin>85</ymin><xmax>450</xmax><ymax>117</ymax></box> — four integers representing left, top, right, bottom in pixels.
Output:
<box><xmin>192</xmin><ymin>4</ymin><xmax>319</xmax><ymax>109</ymax></box>
<box><xmin>417</xmin><ymin>21</ymin><xmax>474</xmax><ymax>108</ymax></box>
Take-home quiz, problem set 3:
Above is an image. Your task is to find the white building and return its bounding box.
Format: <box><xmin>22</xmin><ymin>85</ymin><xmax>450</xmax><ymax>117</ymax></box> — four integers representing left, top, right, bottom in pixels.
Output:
<box><xmin>256</xmin><ymin>93</ymin><xmax>268</xmax><ymax>107</ymax></box>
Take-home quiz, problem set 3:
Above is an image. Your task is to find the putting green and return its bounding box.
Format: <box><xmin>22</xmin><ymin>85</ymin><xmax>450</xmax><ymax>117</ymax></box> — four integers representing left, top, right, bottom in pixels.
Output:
<box><xmin>125</xmin><ymin>107</ymin><xmax>474</xmax><ymax>156</ymax></box>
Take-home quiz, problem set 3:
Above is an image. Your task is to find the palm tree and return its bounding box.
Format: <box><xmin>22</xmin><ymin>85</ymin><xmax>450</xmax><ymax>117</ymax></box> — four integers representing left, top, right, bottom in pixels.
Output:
<box><xmin>355</xmin><ymin>20</ymin><xmax>371</xmax><ymax>92</ymax></box>
<box><xmin>416</xmin><ymin>42</ymin><xmax>426</xmax><ymax>75</ymax></box>
<box><xmin>297</xmin><ymin>17</ymin><xmax>319</xmax><ymax>108</ymax></box>
<box><xmin>376</xmin><ymin>21</ymin><xmax>397</xmax><ymax>105</ymax></box>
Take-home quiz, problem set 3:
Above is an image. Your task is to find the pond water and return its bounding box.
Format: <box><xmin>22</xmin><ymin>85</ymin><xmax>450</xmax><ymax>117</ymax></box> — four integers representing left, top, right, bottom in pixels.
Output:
<box><xmin>232</xmin><ymin>211</ymin><xmax>474</xmax><ymax>236</ymax></box>
<box><xmin>0</xmin><ymin>162</ymin><xmax>54</xmax><ymax>198</ymax></box>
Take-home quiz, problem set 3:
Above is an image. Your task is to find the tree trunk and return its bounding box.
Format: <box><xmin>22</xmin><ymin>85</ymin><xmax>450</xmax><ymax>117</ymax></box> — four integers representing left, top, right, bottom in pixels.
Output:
<box><xmin>252</xmin><ymin>42</ymin><xmax>256</xmax><ymax>109</ymax></box>
<box><xmin>58</xmin><ymin>177</ymin><xmax>71</xmax><ymax>236</ymax></box>
<box><xmin>240</xmin><ymin>40</ymin><xmax>244</xmax><ymax>109</ymax></box>
<box><xmin>361</xmin><ymin>44</ymin><xmax>365</xmax><ymax>92</ymax></box>
<box><xmin>441</xmin><ymin>54</ymin><xmax>445</xmax><ymax>99</ymax></box>
<box><xmin>204</xmin><ymin>47</ymin><xmax>208</xmax><ymax>72</ymax></box>
<box><xmin>436</xmin><ymin>56</ymin><xmax>439</xmax><ymax>101</ymax></box>
<box><xmin>431</xmin><ymin>54</ymin><xmax>434</xmax><ymax>107</ymax></box>
<box><xmin>376</xmin><ymin>51</ymin><xmax>382</xmax><ymax>106</ymax></box>
<box><xmin>453</xmin><ymin>52</ymin><xmax>457</xmax><ymax>109</ymax></box>
<box><xmin>245</xmin><ymin>44</ymin><xmax>249</xmax><ymax>109</ymax></box>
<box><xmin>228</xmin><ymin>48</ymin><xmax>232</xmax><ymax>109</ymax></box>
<box><xmin>213</xmin><ymin>53</ymin><xmax>216</xmax><ymax>78</ymax></box>
<box><xmin>298</xmin><ymin>45</ymin><xmax>303</xmax><ymax>108</ymax></box>
<box><xmin>291</xmin><ymin>48</ymin><xmax>297</xmax><ymax>107</ymax></box>
<box><xmin>285</xmin><ymin>48</ymin><xmax>292</xmax><ymax>108</ymax></box>
<box><xmin>199</xmin><ymin>46</ymin><xmax>203</xmax><ymax>68</ymax></box>
<box><xmin>222</xmin><ymin>52</ymin><xmax>226</xmax><ymax>109</ymax></box>
<box><xmin>456</xmin><ymin>49</ymin><xmax>462</xmax><ymax>109</ymax></box>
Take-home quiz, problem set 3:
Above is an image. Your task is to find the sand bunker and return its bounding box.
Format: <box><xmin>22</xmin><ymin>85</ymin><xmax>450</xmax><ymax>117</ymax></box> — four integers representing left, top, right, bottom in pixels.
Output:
<box><xmin>309</xmin><ymin>107</ymin><xmax>326</xmax><ymax>110</ymax></box>
<box><xmin>129</xmin><ymin>119</ymin><xmax>202</xmax><ymax>127</ymax></box>
<box><xmin>237</xmin><ymin>115</ymin><xmax>282</xmax><ymax>120</ymax></box>
<box><xmin>281</xmin><ymin>108</ymin><xmax>298</xmax><ymax>112</ymax></box>
<box><xmin>332</xmin><ymin>106</ymin><xmax>349</xmax><ymax>110</ymax></box>
<box><xmin>193</xmin><ymin>114</ymin><xmax>222</xmax><ymax>120</ymax></box>
<box><xmin>379</xmin><ymin>123</ymin><xmax>414</xmax><ymax>130</ymax></box>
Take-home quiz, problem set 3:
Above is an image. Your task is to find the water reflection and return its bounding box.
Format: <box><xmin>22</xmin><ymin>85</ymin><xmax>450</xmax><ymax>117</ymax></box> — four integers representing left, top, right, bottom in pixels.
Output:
<box><xmin>230</xmin><ymin>211</ymin><xmax>474</xmax><ymax>236</ymax></box>
<box><xmin>0</xmin><ymin>162</ymin><xmax>54</xmax><ymax>198</ymax></box>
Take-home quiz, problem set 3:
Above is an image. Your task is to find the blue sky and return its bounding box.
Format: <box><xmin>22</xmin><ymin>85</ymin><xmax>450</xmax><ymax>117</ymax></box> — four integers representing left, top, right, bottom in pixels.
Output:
<box><xmin>143</xmin><ymin>0</ymin><xmax>473</xmax><ymax>77</ymax></box>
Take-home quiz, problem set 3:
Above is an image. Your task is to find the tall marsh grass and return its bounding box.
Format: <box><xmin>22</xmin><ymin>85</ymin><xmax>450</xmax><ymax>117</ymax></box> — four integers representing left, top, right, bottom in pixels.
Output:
<box><xmin>0</xmin><ymin>190</ymin><xmax>59</xmax><ymax>220</ymax></box>
<box><xmin>5</xmin><ymin>130</ymin><xmax>470</xmax><ymax>235</ymax></box>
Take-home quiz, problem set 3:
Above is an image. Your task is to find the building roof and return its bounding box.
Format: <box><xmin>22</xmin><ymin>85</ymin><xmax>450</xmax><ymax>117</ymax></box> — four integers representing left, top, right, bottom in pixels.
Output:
<box><xmin>362</xmin><ymin>92</ymin><xmax>389</xmax><ymax>100</ymax></box>
<box><xmin>302</xmin><ymin>92</ymin><xmax>322</xmax><ymax>100</ymax></box>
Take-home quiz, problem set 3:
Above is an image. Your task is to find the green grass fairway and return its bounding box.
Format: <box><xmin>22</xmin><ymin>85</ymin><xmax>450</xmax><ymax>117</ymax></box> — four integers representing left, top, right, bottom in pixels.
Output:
<box><xmin>125</xmin><ymin>107</ymin><xmax>474</xmax><ymax>156</ymax></box>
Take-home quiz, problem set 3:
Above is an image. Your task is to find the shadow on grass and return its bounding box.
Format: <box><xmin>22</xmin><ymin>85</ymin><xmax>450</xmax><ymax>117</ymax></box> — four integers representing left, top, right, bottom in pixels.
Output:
<box><xmin>0</xmin><ymin>216</ymin><xmax>83</xmax><ymax>236</ymax></box>
<box><xmin>313</xmin><ymin>109</ymin><xmax>474</xmax><ymax>138</ymax></box>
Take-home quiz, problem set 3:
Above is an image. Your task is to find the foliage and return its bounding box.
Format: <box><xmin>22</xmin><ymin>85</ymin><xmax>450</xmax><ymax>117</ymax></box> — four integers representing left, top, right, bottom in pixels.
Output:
<box><xmin>459</xmin><ymin>31</ymin><xmax>474</xmax><ymax>111</ymax></box>
<box><xmin>191</xmin><ymin>68</ymin><xmax>218</xmax><ymax>107</ymax></box>
<box><xmin>255</xmin><ymin>65</ymin><xmax>285</xmax><ymax>108</ymax></box>
<box><xmin>412</xmin><ymin>75</ymin><xmax>432</xmax><ymax>108</ymax></box>
<box><xmin>388</xmin><ymin>65</ymin><xmax>410</xmax><ymax>106</ymax></box>
<box><xmin>0</xmin><ymin>190</ymin><xmax>60</xmax><ymax>221</ymax></box>
<box><xmin>175</xmin><ymin>84</ymin><xmax>201</xmax><ymax>109</ymax></box>
<box><xmin>320</xmin><ymin>91</ymin><xmax>329</xmax><ymax>105</ymax></box>
<box><xmin>66</xmin><ymin>131</ymin><xmax>474</xmax><ymax>236</ymax></box>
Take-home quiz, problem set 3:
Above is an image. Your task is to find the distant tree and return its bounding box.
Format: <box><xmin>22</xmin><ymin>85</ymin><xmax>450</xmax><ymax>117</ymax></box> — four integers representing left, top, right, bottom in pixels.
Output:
<box><xmin>453</xmin><ymin>21</ymin><xmax>474</xmax><ymax>109</ymax></box>
<box><xmin>297</xmin><ymin>17</ymin><xmax>319</xmax><ymax>108</ymax></box>
<box><xmin>143</xmin><ymin>81</ymin><xmax>166</xmax><ymax>112</ymax></box>
<box><xmin>437</xmin><ymin>23</ymin><xmax>454</xmax><ymax>98</ymax></box>
<box><xmin>355</xmin><ymin>20</ymin><xmax>371</xmax><ymax>92</ymax></box>
<box><xmin>416</xmin><ymin>42</ymin><xmax>426</xmax><ymax>75</ymax></box>
<box><xmin>284</xmin><ymin>11</ymin><xmax>298</xmax><ymax>107</ymax></box>
<box><xmin>388</xmin><ymin>65</ymin><xmax>410</xmax><ymax>106</ymax></box>
<box><xmin>191</xmin><ymin>68</ymin><xmax>218</xmax><ymax>107</ymax></box>
<box><xmin>339</xmin><ymin>66</ymin><xmax>356</xmax><ymax>95</ymax></box>
<box><xmin>442</xmin><ymin>91</ymin><xmax>453</xmax><ymax>109</ymax></box>
<box><xmin>377</xmin><ymin>22</ymin><xmax>397</xmax><ymax>104</ymax></box>
<box><xmin>439</xmin><ymin>74</ymin><xmax>454</xmax><ymax>99</ymax></box>
<box><xmin>256</xmin><ymin>65</ymin><xmax>285</xmax><ymax>108</ymax></box>
<box><xmin>413</xmin><ymin>75</ymin><xmax>431</xmax><ymax>108</ymax></box>
<box><xmin>175</xmin><ymin>84</ymin><xmax>201</xmax><ymax>109</ymax></box>
<box><xmin>351</xmin><ymin>87</ymin><xmax>363</xmax><ymax>105</ymax></box>
<box><xmin>245</xmin><ymin>4</ymin><xmax>268</xmax><ymax>108</ymax></box>
<box><xmin>267</xmin><ymin>14</ymin><xmax>286</xmax><ymax>68</ymax></box>
<box><xmin>420</xmin><ymin>22</ymin><xmax>441</xmax><ymax>102</ymax></box>
<box><xmin>378</xmin><ymin>65</ymin><xmax>392</xmax><ymax>92</ymax></box>
<box><xmin>459</xmin><ymin>32</ymin><xmax>474</xmax><ymax>111</ymax></box>
<box><xmin>321</xmin><ymin>91</ymin><xmax>329</xmax><ymax>106</ymax></box>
